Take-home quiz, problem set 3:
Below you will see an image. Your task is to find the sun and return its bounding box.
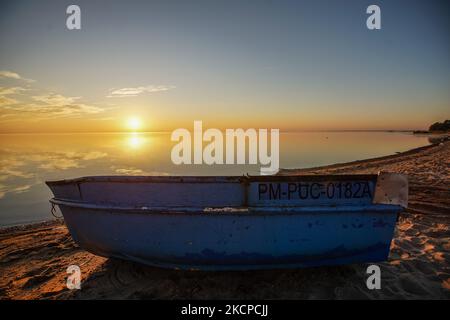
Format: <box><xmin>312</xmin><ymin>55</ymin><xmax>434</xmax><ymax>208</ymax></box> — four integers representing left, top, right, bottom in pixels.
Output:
<box><xmin>127</xmin><ymin>117</ymin><xmax>141</xmax><ymax>131</ymax></box>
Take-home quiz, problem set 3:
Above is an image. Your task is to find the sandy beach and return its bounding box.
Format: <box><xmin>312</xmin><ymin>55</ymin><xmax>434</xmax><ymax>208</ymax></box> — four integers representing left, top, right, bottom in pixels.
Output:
<box><xmin>0</xmin><ymin>140</ymin><xmax>449</xmax><ymax>300</ymax></box>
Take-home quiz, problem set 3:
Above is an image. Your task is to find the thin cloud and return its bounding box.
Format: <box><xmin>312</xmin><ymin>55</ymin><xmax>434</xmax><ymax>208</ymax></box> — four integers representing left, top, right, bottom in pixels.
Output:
<box><xmin>0</xmin><ymin>70</ymin><xmax>35</xmax><ymax>83</ymax></box>
<box><xmin>0</xmin><ymin>150</ymin><xmax>109</xmax><ymax>200</ymax></box>
<box><xmin>107</xmin><ymin>85</ymin><xmax>175</xmax><ymax>98</ymax></box>
<box><xmin>0</xmin><ymin>79</ymin><xmax>109</xmax><ymax>123</ymax></box>
<box><xmin>32</xmin><ymin>94</ymin><xmax>81</xmax><ymax>106</ymax></box>
<box><xmin>0</xmin><ymin>86</ymin><xmax>26</xmax><ymax>107</ymax></box>
<box><xmin>0</xmin><ymin>87</ymin><xmax>27</xmax><ymax>95</ymax></box>
<box><xmin>88</xmin><ymin>116</ymin><xmax>116</xmax><ymax>121</ymax></box>
<box><xmin>0</xmin><ymin>96</ymin><xmax>18</xmax><ymax>107</ymax></box>
<box><xmin>31</xmin><ymin>94</ymin><xmax>104</xmax><ymax>117</ymax></box>
<box><xmin>0</xmin><ymin>93</ymin><xmax>105</xmax><ymax>121</ymax></box>
<box><xmin>12</xmin><ymin>185</ymin><xmax>32</xmax><ymax>193</ymax></box>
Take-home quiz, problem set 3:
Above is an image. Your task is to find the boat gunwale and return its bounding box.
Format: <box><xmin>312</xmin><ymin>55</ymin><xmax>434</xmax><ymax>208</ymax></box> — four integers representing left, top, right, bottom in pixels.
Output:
<box><xmin>45</xmin><ymin>174</ymin><xmax>379</xmax><ymax>186</ymax></box>
<box><xmin>50</xmin><ymin>198</ymin><xmax>402</xmax><ymax>216</ymax></box>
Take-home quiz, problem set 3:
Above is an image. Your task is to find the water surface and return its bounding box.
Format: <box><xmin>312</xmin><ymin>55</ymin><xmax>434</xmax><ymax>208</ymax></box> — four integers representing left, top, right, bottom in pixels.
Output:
<box><xmin>0</xmin><ymin>132</ymin><xmax>430</xmax><ymax>226</ymax></box>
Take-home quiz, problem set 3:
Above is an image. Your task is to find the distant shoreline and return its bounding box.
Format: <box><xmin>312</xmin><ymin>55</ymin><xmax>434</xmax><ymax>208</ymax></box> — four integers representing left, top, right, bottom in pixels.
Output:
<box><xmin>0</xmin><ymin>129</ymin><xmax>428</xmax><ymax>135</ymax></box>
<box><xmin>279</xmin><ymin>135</ymin><xmax>448</xmax><ymax>174</ymax></box>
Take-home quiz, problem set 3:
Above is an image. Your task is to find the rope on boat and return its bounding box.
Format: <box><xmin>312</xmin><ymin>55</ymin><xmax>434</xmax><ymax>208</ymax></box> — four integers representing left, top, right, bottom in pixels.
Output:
<box><xmin>50</xmin><ymin>202</ymin><xmax>63</xmax><ymax>219</ymax></box>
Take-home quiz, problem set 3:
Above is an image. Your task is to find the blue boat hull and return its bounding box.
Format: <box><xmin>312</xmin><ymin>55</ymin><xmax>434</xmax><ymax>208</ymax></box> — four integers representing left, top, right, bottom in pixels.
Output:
<box><xmin>58</xmin><ymin>203</ymin><xmax>399</xmax><ymax>270</ymax></box>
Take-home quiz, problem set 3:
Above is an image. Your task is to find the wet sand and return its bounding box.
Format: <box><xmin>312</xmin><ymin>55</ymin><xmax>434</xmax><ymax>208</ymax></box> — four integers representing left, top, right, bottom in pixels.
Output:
<box><xmin>0</xmin><ymin>140</ymin><xmax>449</xmax><ymax>299</ymax></box>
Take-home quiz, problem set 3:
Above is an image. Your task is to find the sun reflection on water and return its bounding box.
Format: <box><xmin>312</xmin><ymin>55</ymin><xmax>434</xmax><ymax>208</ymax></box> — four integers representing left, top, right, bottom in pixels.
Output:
<box><xmin>126</xmin><ymin>133</ymin><xmax>145</xmax><ymax>149</ymax></box>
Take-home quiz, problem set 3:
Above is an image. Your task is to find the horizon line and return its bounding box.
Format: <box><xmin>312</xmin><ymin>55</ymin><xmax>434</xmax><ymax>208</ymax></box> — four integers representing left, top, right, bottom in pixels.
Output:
<box><xmin>0</xmin><ymin>129</ymin><xmax>418</xmax><ymax>135</ymax></box>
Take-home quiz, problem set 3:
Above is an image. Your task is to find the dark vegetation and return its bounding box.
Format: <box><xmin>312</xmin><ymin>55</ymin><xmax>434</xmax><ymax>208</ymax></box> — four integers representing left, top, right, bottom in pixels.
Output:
<box><xmin>429</xmin><ymin>120</ymin><xmax>450</xmax><ymax>132</ymax></box>
<box><xmin>414</xmin><ymin>120</ymin><xmax>450</xmax><ymax>134</ymax></box>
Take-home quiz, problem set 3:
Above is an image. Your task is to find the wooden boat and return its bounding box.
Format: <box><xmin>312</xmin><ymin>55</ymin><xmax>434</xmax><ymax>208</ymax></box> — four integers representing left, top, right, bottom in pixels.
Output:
<box><xmin>46</xmin><ymin>172</ymin><xmax>407</xmax><ymax>270</ymax></box>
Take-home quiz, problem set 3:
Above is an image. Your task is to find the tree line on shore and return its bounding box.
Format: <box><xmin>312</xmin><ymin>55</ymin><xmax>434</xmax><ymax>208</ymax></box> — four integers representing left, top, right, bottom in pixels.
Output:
<box><xmin>414</xmin><ymin>120</ymin><xmax>450</xmax><ymax>134</ymax></box>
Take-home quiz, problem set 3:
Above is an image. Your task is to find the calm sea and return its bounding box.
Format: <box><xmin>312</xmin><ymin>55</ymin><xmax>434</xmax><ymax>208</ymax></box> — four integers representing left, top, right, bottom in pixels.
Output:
<box><xmin>0</xmin><ymin>131</ymin><xmax>430</xmax><ymax>227</ymax></box>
